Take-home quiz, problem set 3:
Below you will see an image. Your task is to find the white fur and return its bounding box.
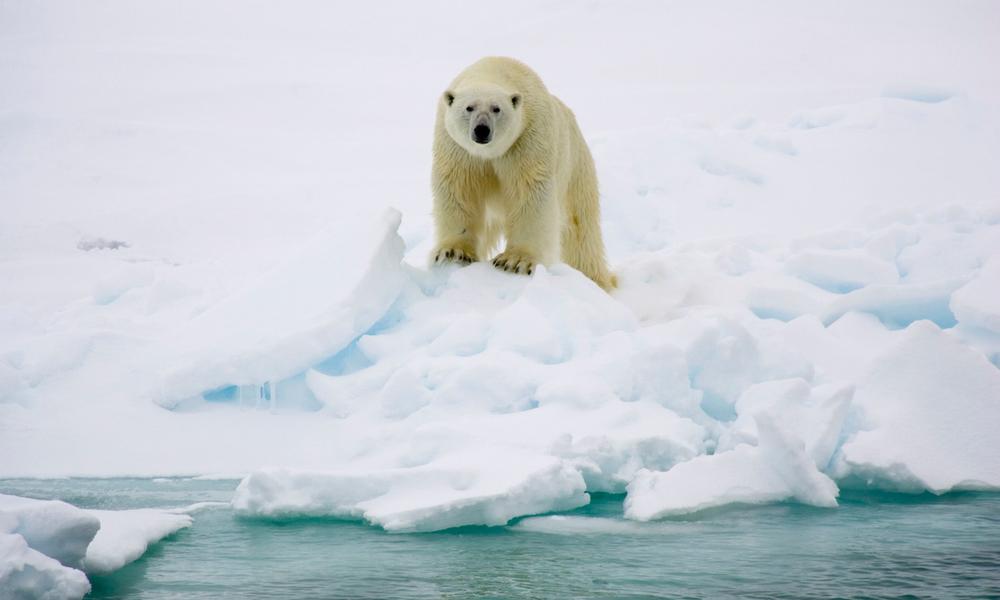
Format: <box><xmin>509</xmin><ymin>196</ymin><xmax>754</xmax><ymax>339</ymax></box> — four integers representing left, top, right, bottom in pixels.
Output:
<box><xmin>430</xmin><ymin>57</ymin><xmax>615</xmax><ymax>290</ymax></box>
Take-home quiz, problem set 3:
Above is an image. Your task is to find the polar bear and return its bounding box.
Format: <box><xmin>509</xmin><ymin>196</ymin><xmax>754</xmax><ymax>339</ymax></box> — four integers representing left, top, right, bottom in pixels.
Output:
<box><xmin>430</xmin><ymin>57</ymin><xmax>616</xmax><ymax>291</ymax></box>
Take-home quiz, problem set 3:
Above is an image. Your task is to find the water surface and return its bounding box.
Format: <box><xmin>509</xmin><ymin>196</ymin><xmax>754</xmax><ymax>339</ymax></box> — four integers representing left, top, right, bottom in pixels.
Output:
<box><xmin>3</xmin><ymin>479</ymin><xmax>998</xmax><ymax>599</ymax></box>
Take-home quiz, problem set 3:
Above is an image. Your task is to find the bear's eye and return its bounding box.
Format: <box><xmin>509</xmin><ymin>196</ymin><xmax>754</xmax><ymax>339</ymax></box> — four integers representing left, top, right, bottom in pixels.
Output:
<box><xmin>465</xmin><ymin>105</ymin><xmax>474</xmax><ymax>112</ymax></box>
<box><xmin>491</xmin><ymin>106</ymin><xmax>500</xmax><ymax>114</ymax></box>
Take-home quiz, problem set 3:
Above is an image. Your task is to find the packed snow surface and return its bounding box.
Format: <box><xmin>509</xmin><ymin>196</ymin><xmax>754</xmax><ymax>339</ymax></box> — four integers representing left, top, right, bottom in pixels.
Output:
<box><xmin>2</xmin><ymin>0</ymin><xmax>1000</xmax><ymax>534</ymax></box>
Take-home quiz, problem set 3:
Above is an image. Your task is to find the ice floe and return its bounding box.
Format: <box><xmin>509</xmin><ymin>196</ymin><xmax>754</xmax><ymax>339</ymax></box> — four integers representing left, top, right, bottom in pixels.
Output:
<box><xmin>0</xmin><ymin>493</ymin><xmax>195</xmax><ymax>597</ymax></box>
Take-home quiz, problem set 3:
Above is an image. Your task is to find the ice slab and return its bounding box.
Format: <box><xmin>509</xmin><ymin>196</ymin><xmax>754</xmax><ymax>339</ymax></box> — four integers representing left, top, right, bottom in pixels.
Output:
<box><xmin>822</xmin><ymin>279</ymin><xmax>963</xmax><ymax>328</ymax></box>
<box><xmin>624</xmin><ymin>415</ymin><xmax>839</xmax><ymax>520</ymax></box>
<box><xmin>82</xmin><ymin>508</ymin><xmax>192</xmax><ymax>574</ymax></box>
<box><xmin>155</xmin><ymin>208</ymin><xmax>407</xmax><ymax>408</ymax></box>
<box><xmin>718</xmin><ymin>379</ymin><xmax>853</xmax><ymax>471</ymax></box>
<box><xmin>233</xmin><ymin>453</ymin><xmax>589</xmax><ymax>532</ymax></box>
<box><xmin>0</xmin><ymin>494</ymin><xmax>99</xmax><ymax>570</ymax></box>
<box><xmin>0</xmin><ymin>532</ymin><xmax>90</xmax><ymax>600</ymax></box>
<box><xmin>0</xmin><ymin>493</ymin><xmax>193</xmax><ymax>578</ymax></box>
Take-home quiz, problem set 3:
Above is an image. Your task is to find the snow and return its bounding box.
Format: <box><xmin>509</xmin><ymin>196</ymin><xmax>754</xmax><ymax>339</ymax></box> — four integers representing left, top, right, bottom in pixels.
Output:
<box><xmin>82</xmin><ymin>508</ymin><xmax>192</xmax><ymax>574</ymax></box>
<box><xmin>1</xmin><ymin>0</ymin><xmax>1000</xmax><ymax>533</ymax></box>
<box><xmin>836</xmin><ymin>322</ymin><xmax>1000</xmax><ymax>492</ymax></box>
<box><xmin>0</xmin><ymin>492</ymin><xmax>193</xmax><ymax>596</ymax></box>
<box><xmin>0</xmin><ymin>533</ymin><xmax>90</xmax><ymax>600</ymax></box>
<box><xmin>0</xmin><ymin>495</ymin><xmax>99</xmax><ymax>571</ymax></box>
<box><xmin>951</xmin><ymin>256</ymin><xmax>1000</xmax><ymax>335</ymax></box>
<box><xmin>232</xmin><ymin>454</ymin><xmax>588</xmax><ymax>532</ymax></box>
<box><xmin>155</xmin><ymin>208</ymin><xmax>406</xmax><ymax>408</ymax></box>
<box><xmin>625</xmin><ymin>414</ymin><xmax>839</xmax><ymax>521</ymax></box>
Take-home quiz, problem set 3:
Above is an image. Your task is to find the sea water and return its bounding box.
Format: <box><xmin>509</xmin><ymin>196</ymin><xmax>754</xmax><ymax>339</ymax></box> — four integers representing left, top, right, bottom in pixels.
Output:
<box><xmin>2</xmin><ymin>479</ymin><xmax>998</xmax><ymax>599</ymax></box>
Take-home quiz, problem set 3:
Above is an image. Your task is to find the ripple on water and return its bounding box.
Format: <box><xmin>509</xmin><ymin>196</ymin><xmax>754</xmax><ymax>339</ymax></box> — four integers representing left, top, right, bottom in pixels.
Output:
<box><xmin>1</xmin><ymin>481</ymin><xmax>998</xmax><ymax>599</ymax></box>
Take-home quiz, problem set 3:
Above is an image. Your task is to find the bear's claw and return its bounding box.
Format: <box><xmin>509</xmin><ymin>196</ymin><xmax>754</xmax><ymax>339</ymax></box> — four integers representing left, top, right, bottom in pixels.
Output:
<box><xmin>491</xmin><ymin>253</ymin><xmax>535</xmax><ymax>276</ymax></box>
<box><xmin>433</xmin><ymin>247</ymin><xmax>475</xmax><ymax>266</ymax></box>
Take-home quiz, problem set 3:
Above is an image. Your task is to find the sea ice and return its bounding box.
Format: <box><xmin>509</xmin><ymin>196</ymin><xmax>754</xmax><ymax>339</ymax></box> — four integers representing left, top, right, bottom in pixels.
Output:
<box><xmin>624</xmin><ymin>415</ymin><xmax>839</xmax><ymax>520</ymax></box>
<box><xmin>0</xmin><ymin>533</ymin><xmax>90</xmax><ymax>600</ymax></box>
<box><xmin>82</xmin><ymin>508</ymin><xmax>192</xmax><ymax>574</ymax></box>
<box><xmin>155</xmin><ymin>209</ymin><xmax>407</xmax><ymax>408</ymax></box>
<box><xmin>232</xmin><ymin>453</ymin><xmax>589</xmax><ymax>532</ymax></box>
<box><xmin>1</xmin><ymin>1</ymin><xmax>999</xmax><ymax>533</ymax></box>
<box><xmin>837</xmin><ymin>321</ymin><xmax>1000</xmax><ymax>492</ymax></box>
<box><xmin>951</xmin><ymin>256</ymin><xmax>1000</xmax><ymax>334</ymax></box>
<box><xmin>0</xmin><ymin>492</ymin><xmax>193</xmax><ymax>583</ymax></box>
<box><xmin>0</xmin><ymin>495</ymin><xmax>99</xmax><ymax>570</ymax></box>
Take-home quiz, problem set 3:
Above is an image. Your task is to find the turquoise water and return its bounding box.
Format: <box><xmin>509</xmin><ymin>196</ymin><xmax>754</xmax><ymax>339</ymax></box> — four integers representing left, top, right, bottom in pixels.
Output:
<box><xmin>3</xmin><ymin>479</ymin><xmax>999</xmax><ymax>599</ymax></box>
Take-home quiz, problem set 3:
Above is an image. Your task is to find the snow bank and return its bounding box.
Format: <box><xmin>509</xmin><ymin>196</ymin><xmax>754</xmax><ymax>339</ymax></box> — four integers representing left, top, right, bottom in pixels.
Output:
<box><xmin>229</xmin><ymin>264</ymin><xmax>712</xmax><ymax>530</ymax></box>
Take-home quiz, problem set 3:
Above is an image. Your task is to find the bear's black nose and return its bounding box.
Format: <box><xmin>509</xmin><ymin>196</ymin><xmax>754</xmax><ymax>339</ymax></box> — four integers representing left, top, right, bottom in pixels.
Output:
<box><xmin>473</xmin><ymin>125</ymin><xmax>492</xmax><ymax>144</ymax></box>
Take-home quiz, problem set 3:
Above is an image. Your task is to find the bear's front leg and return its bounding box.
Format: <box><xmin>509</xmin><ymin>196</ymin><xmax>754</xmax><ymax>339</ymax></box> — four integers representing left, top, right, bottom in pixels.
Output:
<box><xmin>493</xmin><ymin>182</ymin><xmax>560</xmax><ymax>276</ymax></box>
<box><xmin>430</xmin><ymin>182</ymin><xmax>483</xmax><ymax>267</ymax></box>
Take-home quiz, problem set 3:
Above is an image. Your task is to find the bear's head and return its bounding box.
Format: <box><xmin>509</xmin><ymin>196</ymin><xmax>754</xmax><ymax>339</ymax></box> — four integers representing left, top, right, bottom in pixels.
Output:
<box><xmin>442</xmin><ymin>84</ymin><xmax>523</xmax><ymax>159</ymax></box>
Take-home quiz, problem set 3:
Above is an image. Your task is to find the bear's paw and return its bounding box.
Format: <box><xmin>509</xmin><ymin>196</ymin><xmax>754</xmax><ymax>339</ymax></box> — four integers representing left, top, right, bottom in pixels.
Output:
<box><xmin>492</xmin><ymin>250</ymin><xmax>536</xmax><ymax>276</ymax></box>
<box><xmin>433</xmin><ymin>246</ymin><xmax>477</xmax><ymax>266</ymax></box>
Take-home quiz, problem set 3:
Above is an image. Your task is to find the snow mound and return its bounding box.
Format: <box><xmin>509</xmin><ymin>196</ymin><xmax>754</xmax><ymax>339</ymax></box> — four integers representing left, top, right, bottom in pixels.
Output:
<box><xmin>201</xmin><ymin>205</ymin><xmax>999</xmax><ymax>528</ymax></box>
<box><xmin>230</xmin><ymin>261</ymin><xmax>716</xmax><ymax>530</ymax></box>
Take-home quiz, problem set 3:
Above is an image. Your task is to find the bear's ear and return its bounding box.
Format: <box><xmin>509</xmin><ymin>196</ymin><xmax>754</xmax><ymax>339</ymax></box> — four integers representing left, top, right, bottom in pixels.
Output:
<box><xmin>444</xmin><ymin>91</ymin><xmax>455</xmax><ymax>106</ymax></box>
<box><xmin>511</xmin><ymin>94</ymin><xmax>521</xmax><ymax>109</ymax></box>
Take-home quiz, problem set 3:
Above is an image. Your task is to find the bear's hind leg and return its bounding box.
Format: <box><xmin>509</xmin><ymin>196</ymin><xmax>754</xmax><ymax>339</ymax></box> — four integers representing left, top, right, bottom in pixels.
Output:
<box><xmin>562</xmin><ymin>177</ymin><xmax>616</xmax><ymax>291</ymax></box>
